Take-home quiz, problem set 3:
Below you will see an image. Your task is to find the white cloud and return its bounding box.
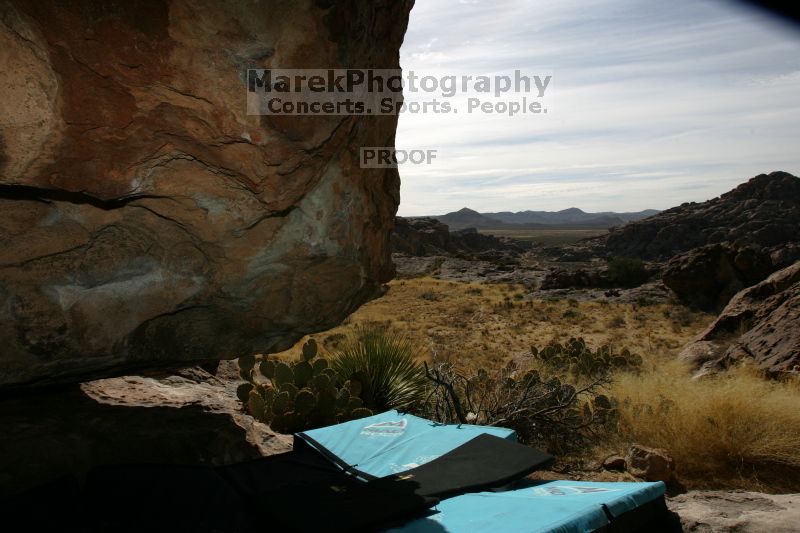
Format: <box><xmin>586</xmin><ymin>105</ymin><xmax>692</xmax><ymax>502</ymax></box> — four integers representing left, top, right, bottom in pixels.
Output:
<box><xmin>396</xmin><ymin>0</ymin><xmax>800</xmax><ymax>215</ymax></box>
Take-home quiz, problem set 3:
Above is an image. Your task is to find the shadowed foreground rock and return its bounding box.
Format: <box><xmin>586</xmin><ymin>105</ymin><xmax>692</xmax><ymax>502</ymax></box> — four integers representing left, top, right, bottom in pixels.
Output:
<box><xmin>0</xmin><ymin>361</ymin><xmax>292</xmax><ymax>497</ymax></box>
<box><xmin>680</xmin><ymin>260</ymin><xmax>800</xmax><ymax>375</ymax></box>
<box><xmin>0</xmin><ymin>0</ymin><xmax>412</xmax><ymax>389</ymax></box>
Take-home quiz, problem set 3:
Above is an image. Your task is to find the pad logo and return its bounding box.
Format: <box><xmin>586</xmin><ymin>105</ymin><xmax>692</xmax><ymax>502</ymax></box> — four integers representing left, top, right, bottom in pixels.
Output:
<box><xmin>531</xmin><ymin>485</ymin><xmax>621</xmax><ymax>496</ymax></box>
<box><xmin>360</xmin><ymin>418</ymin><xmax>407</xmax><ymax>437</ymax></box>
<box><xmin>390</xmin><ymin>455</ymin><xmax>441</xmax><ymax>473</ymax></box>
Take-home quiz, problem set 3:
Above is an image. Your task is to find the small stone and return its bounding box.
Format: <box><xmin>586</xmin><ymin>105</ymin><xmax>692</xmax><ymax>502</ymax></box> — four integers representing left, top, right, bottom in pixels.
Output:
<box><xmin>602</xmin><ymin>455</ymin><xmax>626</xmax><ymax>472</ymax></box>
<box><xmin>626</xmin><ymin>444</ymin><xmax>675</xmax><ymax>482</ymax></box>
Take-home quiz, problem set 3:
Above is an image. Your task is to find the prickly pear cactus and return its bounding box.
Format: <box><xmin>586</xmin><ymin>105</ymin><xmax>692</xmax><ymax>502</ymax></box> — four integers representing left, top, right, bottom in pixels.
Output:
<box><xmin>532</xmin><ymin>337</ymin><xmax>642</xmax><ymax>377</ymax></box>
<box><xmin>235</xmin><ymin>339</ymin><xmax>373</xmax><ymax>433</ymax></box>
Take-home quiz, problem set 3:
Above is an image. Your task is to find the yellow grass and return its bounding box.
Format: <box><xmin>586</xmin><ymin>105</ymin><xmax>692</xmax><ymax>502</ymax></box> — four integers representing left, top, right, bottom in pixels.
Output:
<box><xmin>275</xmin><ymin>277</ymin><xmax>800</xmax><ymax>490</ymax></box>
<box><xmin>611</xmin><ymin>361</ymin><xmax>800</xmax><ymax>491</ymax></box>
<box><xmin>477</xmin><ymin>228</ymin><xmax>607</xmax><ymax>246</ymax></box>
<box><xmin>290</xmin><ymin>277</ymin><xmax>711</xmax><ymax>371</ymax></box>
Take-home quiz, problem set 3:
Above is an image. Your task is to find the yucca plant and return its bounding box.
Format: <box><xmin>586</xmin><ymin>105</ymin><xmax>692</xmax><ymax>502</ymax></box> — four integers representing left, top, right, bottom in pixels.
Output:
<box><xmin>329</xmin><ymin>323</ymin><xmax>427</xmax><ymax>411</ymax></box>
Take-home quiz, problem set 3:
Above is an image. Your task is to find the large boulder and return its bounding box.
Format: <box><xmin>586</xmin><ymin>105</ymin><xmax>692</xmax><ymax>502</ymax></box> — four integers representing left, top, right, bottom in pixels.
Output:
<box><xmin>0</xmin><ymin>0</ymin><xmax>413</xmax><ymax>389</ymax></box>
<box><xmin>663</xmin><ymin>244</ymin><xmax>773</xmax><ymax>311</ymax></box>
<box><xmin>679</xmin><ymin>260</ymin><xmax>800</xmax><ymax>375</ymax></box>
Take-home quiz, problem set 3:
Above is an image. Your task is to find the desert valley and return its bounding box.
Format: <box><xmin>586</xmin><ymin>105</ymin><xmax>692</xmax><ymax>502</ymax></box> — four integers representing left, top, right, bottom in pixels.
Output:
<box><xmin>250</xmin><ymin>171</ymin><xmax>800</xmax><ymax>528</ymax></box>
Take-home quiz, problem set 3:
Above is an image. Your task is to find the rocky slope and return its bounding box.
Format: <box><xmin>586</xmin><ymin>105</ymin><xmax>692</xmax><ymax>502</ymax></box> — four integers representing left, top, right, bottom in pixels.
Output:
<box><xmin>564</xmin><ymin>171</ymin><xmax>800</xmax><ymax>262</ymax></box>
<box><xmin>679</xmin><ymin>260</ymin><xmax>800</xmax><ymax>375</ymax></box>
<box><xmin>0</xmin><ymin>0</ymin><xmax>412</xmax><ymax>389</ymax></box>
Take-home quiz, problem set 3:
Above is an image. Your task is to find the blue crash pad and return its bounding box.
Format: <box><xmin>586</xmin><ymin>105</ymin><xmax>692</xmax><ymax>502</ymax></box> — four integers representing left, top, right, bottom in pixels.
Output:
<box><xmin>296</xmin><ymin>410</ymin><xmax>516</xmax><ymax>477</ymax></box>
<box><xmin>386</xmin><ymin>480</ymin><xmax>666</xmax><ymax>533</ymax></box>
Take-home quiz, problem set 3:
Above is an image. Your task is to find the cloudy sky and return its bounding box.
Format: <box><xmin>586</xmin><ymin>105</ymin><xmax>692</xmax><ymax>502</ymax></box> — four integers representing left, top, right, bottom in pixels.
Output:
<box><xmin>395</xmin><ymin>0</ymin><xmax>800</xmax><ymax>216</ymax></box>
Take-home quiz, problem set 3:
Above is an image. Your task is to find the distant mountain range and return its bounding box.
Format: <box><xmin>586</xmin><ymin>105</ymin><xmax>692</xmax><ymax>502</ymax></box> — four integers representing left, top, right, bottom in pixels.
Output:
<box><xmin>426</xmin><ymin>207</ymin><xmax>660</xmax><ymax>230</ymax></box>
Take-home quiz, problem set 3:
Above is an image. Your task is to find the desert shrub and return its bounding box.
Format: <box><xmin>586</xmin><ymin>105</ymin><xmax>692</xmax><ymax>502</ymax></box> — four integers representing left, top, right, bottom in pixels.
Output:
<box><xmin>673</xmin><ymin>306</ymin><xmax>694</xmax><ymax>326</ymax></box>
<box><xmin>430</xmin><ymin>257</ymin><xmax>446</xmax><ymax>276</ymax></box>
<box><xmin>236</xmin><ymin>339</ymin><xmax>372</xmax><ymax>434</ymax></box>
<box><xmin>420</xmin><ymin>360</ymin><xmax>615</xmax><ymax>453</ymax></box>
<box><xmin>613</xmin><ymin>362</ymin><xmax>800</xmax><ymax>488</ymax></box>
<box><xmin>606</xmin><ymin>257</ymin><xmax>648</xmax><ymax>288</ymax></box>
<box><xmin>329</xmin><ymin>323</ymin><xmax>427</xmax><ymax>412</ymax></box>
<box><xmin>420</xmin><ymin>291</ymin><xmax>441</xmax><ymax>301</ymax></box>
<box><xmin>607</xmin><ymin>316</ymin><xmax>626</xmax><ymax>328</ymax></box>
<box><xmin>322</xmin><ymin>332</ymin><xmax>347</xmax><ymax>350</ymax></box>
<box><xmin>532</xmin><ymin>337</ymin><xmax>642</xmax><ymax>378</ymax></box>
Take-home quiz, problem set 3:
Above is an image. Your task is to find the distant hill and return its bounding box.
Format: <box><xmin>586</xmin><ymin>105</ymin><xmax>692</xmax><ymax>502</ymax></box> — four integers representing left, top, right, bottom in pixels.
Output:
<box><xmin>434</xmin><ymin>208</ymin><xmax>501</xmax><ymax>229</ymax></box>
<box><xmin>427</xmin><ymin>207</ymin><xmax>659</xmax><ymax>230</ymax></box>
<box><xmin>485</xmin><ymin>208</ymin><xmax>659</xmax><ymax>226</ymax></box>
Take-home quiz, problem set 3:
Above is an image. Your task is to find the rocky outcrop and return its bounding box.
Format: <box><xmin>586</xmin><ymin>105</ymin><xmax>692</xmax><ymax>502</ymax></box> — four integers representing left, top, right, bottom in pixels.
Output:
<box><xmin>679</xmin><ymin>261</ymin><xmax>800</xmax><ymax>375</ymax></box>
<box><xmin>0</xmin><ymin>361</ymin><xmax>292</xmax><ymax>497</ymax></box>
<box><xmin>0</xmin><ymin>0</ymin><xmax>413</xmax><ymax>389</ymax></box>
<box><xmin>663</xmin><ymin>244</ymin><xmax>773</xmax><ymax>311</ymax></box>
<box><xmin>668</xmin><ymin>491</ymin><xmax>800</xmax><ymax>532</ymax></box>
<box><xmin>391</xmin><ymin>217</ymin><xmax>451</xmax><ymax>255</ymax></box>
<box><xmin>392</xmin><ymin>216</ymin><xmax>527</xmax><ymax>259</ymax></box>
<box><xmin>561</xmin><ymin>172</ymin><xmax>800</xmax><ymax>262</ymax></box>
<box><xmin>541</xmin><ymin>267</ymin><xmax>606</xmax><ymax>290</ymax></box>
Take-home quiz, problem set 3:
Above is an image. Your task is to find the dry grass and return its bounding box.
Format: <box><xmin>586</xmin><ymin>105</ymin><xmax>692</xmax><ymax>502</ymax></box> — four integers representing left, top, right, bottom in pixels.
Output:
<box><xmin>611</xmin><ymin>361</ymin><xmax>800</xmax><ymax>491</ymax></box>
<box><xmin>297</xmin><ymin>277</ymin><xmax>711</xmax><ymax>371</ymax></box>
<box><xmin>274</xmin><ymin>277</ymin><xmax>800</xmax><ymax>491</ymax></box>
<box><xmin>478</xmin><ymin>228</ymin><xmax>607</xmax><ymax>246</ymax></box>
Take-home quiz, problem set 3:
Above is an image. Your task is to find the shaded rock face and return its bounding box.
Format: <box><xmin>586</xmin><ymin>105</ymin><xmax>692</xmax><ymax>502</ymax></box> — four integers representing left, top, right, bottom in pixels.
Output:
<box><xmin>564</xmin><ymin>172</ymin><xmax>800</xmax><ymax>262</ymax></box>
<box><xmin>663</xmin><ymin>244</ymin><xmax>774</xmax><ymax>311</ymax></box>
<box><xmin>679</xmin><ymin>260</ymin><xmax>800</xmax><ymax>375</ymax></box>
<box><xmin>0</xmin><ymin>0</ymin><xmax>413</xmax><ymax>389</ymax></box>
<box><xmin>0</xmin><ymin>361</ymin><xmax>292</xmax><ymax>497</ymax></box>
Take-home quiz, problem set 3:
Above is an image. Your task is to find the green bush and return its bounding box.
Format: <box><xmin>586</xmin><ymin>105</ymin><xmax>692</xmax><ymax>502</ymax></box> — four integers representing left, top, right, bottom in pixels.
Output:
<box><xmin>606</xmin><ymin>257</ymin><xmax>648</xmax><ymax>288</ymax></box>
<box><xmin>329</xmin><ymin>323</ymin><xmax>427</xmax><ymax>412</ymax></box>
